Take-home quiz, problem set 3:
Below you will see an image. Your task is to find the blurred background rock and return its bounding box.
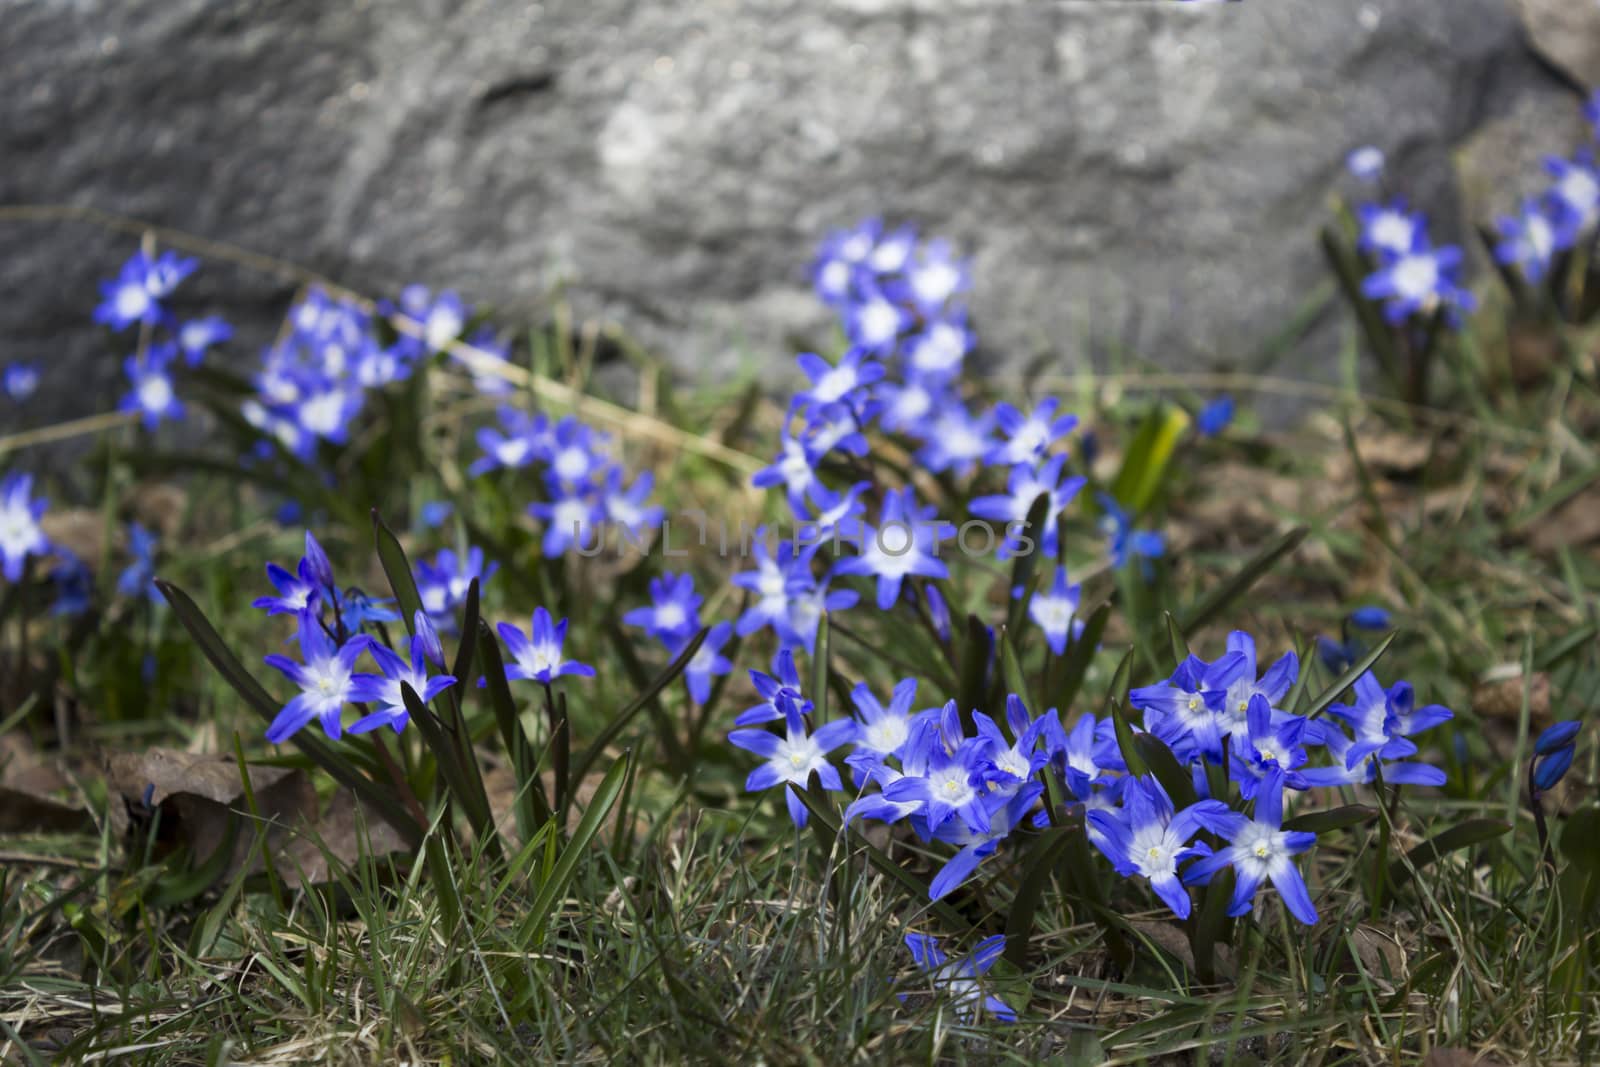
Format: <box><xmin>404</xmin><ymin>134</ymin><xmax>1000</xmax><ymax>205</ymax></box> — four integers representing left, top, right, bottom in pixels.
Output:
<box><xmin>1</xmin><ymin>0</ymin><xmax>1591</xmax><ymax>421</ymax></box>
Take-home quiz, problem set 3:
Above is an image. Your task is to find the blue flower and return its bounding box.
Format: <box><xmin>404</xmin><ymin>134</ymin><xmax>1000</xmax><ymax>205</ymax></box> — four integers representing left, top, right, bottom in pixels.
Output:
<box><xmin>795</xmin><ymin>349</ymin><xmax>883</xmax><ymax>408</ymax></box>
<box><xmin>415</xmin><ymin>546</ymin><xmax>496</xmax><ymax>624</ymax></box>
<box><xmin>1099</xmin><ymin>493</ymin><xmax>1165</xmax><ymax>570</ymax></box>
<box><xmin>880</xmin><ymin>703</ymin><xmax>995</xmax><ymax>833</ymax></box>
<box><xmin>1298</xmin><ymin>724</ymin><xmax>1446</xmax><ymax>789</ymax></box>
<box><xmin>752</xmin><ymin>430</ymin><xmax>824</xmax><ymax>508</ymax></box>
<box><xmin>1356</xmin><ymin>200</ymin><xmax>1425</xmax><ymax>259</ymax></box>
<box><xmin>728</xmin><ymin>694</ymin><xmax>856</xmax><ymax>826</ymax></box>
<box><xmin>1346</xmin><ymin>145</ymin><xmax>1384</xmax><ymax>183</ymax></box>
<box><xmin>624</xmin><ymin>571</ymin><xmax>703</xmax><ymax>644</ymax></box>
<box><xmin>1532</xmin><ymin>720</ymin><xmax>1581</xmax><ymax>793</ymax></box>
<box><xmin>177</xmin><ymin>317</ymin><xmax>233</xmax><ymax>365</ymax></box>
<box><xmin>2</xmin><ymin>363</ymin><xmax>40</xmax><ymax>402</ymax></box>
<box><xmin>1028</xmin><ymin>566</ymin><xmax>1082</xmax><ymax>655</ymax></box>
<box><xmin>905</xmin><ymin>317</ymin><xmax>973</xmax><ymax>380</ymax></box>
<box><xmin>926</xmin><ymin>782</ymin><xmax>1043</xmax><ymax>900</ymax></box>
<box><xmin>1086</xmin><ymin>774</ymin><xmax>1234</xmax><ymax>919</ymax></box>
<box><xmin>1348</xmin><ymin>605</ymin><xmax>1392</xmax><ymax>630</ymax></box>
<box><xmin>288</xmin><ymin>380</ymin><xmax>363</xmax><ymax>450</ymax></box>
<box><xmin>987</xmin><ymin>398</ymin><xmax>1079</xmax><ymax>467</ymax></box>
<box><xmin>48</xmin><ymin>549</ymin><xmax>93</xmax><ymax>617</ymax></box>
<box><xmin>679</xmin><ymin>620</ymin><xmax>734</xmax><ymax>704</ymax></box>
<box><xmin>393</xmin><ymin>284</ymin><xmax>469</xmax><ymax>354</ymax></box>
<box><xmin>254</xmin><ymin>558</ymin><xmax>321</xmax><ymax>616</ymax></box>
<box><xmin>120</xmin><ymin>346</ymin><xmax>184</xmax><ymax>429</ymax></box>
<box><xmin>782</xmin><ymin>573</ymin><xmax>858</xmax><ymax>658</ymax></box>
<box><xmin>833</xmin><ymin>488</ymin><xmax>951</xmax><ymax>610</ymax></box>
<box><xmin>335</xmin><ymin>588</ymin><xmax>402</xmax><ymax>629</ymax></box>
<box><xmin>845</xmin><ymin>281</ymin><xmax>911</xmax><ymax>353</ymax></box>
<box><xmin>1204</xmin><ymin>631</ymin><xmax>1299</xmax><ymax>745</ymax></box>
<box><xmin>457</xmin><ymin>327</ymin><xmax>517</xmax><ymax>395</ymax></box>
<box><xmin>732</xmin><ymin>534</ymin><xmax>818</xmax><ymax>642</ymax></box>
<box><xmin>794</xmin><ymin>398</ymin><xmax>872</xmax><ymax>459</ymax></box>
<box><xmin>94</xmin><ymin>250</ymin><xmax>196</xmax><ymax>330</ymax></box>
<box><xmin>527</xmin><ymin>482</ymin><xmax>604</xmax><ymax>557</ymax></box>
<box><xmin>116</xmin><ymin>522</ymin><xmax>159</xmax><ymax>601</ymax></box>
<box><xmin>903</xmin><ymin>239</ymin><xmax>970</xmax><ymax>312</ymax></box>
<box><xmin>916</xmin><ymin>401</ymin><xmax>996</xmax><ymax>476</ymax></box>
<box><xmin>0</xmin><ymin>474</ymin><xmax>51</xmax><ymax>583</ymax></box>
<box><xmin>973</xmin><ymin>695</ymin><xmax>1052</xmax><ymax>792</ymax></box>
<box><xmin>969</xmin><ymin>454</ymin><xmax>1086</xmax><ymax>558</ymax></box>
<box><xmin>901</xmin><ymin>934</ymin><xmax>1015</xmax><ymax>1023</ymax></box>
<box><xmin>496</xmin><ymin>607</ymin><xmax>596</xmax><ymax>685</ymax></box>
<box><xmin>1544</xmin><ymin>152</ymin><xmax>1600</xmax><ymax>231</ymax></box>
<box><xmin>792</xmin><ymin>480</ymin><xmax>870</xmax><ymax>543</ymax></box>
<box><xmin>1182</xmin><ymin>768</ymin><xmax>1319</xmax><ymax>924</ymax></box>
<box><xmin>1494</xmin><ymin>198</ymin><xmax>1569</xmax><ymax>284</ymax></box>
<box><xmin>1196</xmin><ymin>395</ymin><xmax>1235</xmax><ymax>437</ymax></box>
<box><xmin>601</xmin><ymin>468</ymin><xmax>663</xmax><ymax>541</ymax></box>
<box><xmin>470</xmin><ymin>407</ymin><xmax>550</xmax><ymax>476</ymax></box>
<box><xmin>1360</xmin><ymin>240</ymin><xmax>1475</xmax><ymax>325</ymax></box>
<box><xmin>734</xmin><ymin>650</ymin><xmax>812</xmax><ymax>727</ymax></box>
<box><xmin>544</xmin><ymin>416</ymin><xmax>610</xmax><ymax>489</ymax></box>
<box><xmin>1227</xmin><ymin>694</ymin><xmax>1315</xmax><ymax>799</ymax></box>
<box><xmin>348</xmin><ymin>625</ymin><xmax>458</xmax><ymax>734</ymax></box>
<box><xmin>419</xmin><ymin>500</ymin><xmax>453</xmax><ymax>529</ymax></box>
<box><xmin>846</xmin><ymin>677</ymin><xmax>929</xmax><ymax>763</ymax></box>
<box><xmin>263</xmin><ymin>611</ymin><xmax>372</xmax><ymax>743</ymax></box>
<box><xmin>1327</xmin><ymin>671</ymin><xmax>1452</xmax><ymax>771</ymax></box>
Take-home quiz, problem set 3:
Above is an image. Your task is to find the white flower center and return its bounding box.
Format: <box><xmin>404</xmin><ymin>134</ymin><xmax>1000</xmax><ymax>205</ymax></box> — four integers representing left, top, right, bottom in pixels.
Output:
<box><xmin>137</xmin><ymin>374</ymin><xmax>173</xmax><ymax>412</ymax></box>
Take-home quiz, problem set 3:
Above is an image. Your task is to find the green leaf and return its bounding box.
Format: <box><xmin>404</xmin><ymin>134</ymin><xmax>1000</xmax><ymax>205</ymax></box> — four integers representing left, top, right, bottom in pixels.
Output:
<box><xmin>1003</xmin><ymin>826</ymin><xmax>1078</xmax><ymax>967</ymax></box>
<box><xmin>155</xmin><ymin>579</ymin><xmax>424</xmax><ymax>849</ymax></box>
<box><xmin>1053</xmin><ymin>599</ymin><xmax>1110</xmax><ymax>712</ymax></box>
<box><xmin>1109</xmin><ymin>699</ymin><xmax>1148</xmax><ymax>777</ymax></box>
<box><xmin>1320</xmin><ymin>226</ymin><xmax>1404</xmax><ymax>390</ymax></box>
<box><xmin>1284</xmin><ymin>805</ymin><xmax>1378</xmax><ymax>834</ymax></box>
<box><xmin>956</xmin><ymin>614</ymin><xmax>990</xmax><ymax>734</ymax></box>
<box><xmin>1133</xmin><ymin>733</ymin><xmax>1196</xmax><ymax>808</ymax></box>
<box><xmin>148</xmin><ymin>814</ymin><xmax>241</xmax><ymax>909</ymax></box>
<box><xmin>1558</xmin><ymin>806</ymin><xmax>1600</xmax><ymax>876</ymax></box>
<box><xmin>1004</xmin><ymin>493</ymin><xmax>1054</xmax><ymax>639</ymax></box>
<box><xmin>400</xmin><ymin>682</ymin><xmax>495</xmax><ymax>853</ymax></box>
<box><xmin>810</xmin><ymin>613</ymin><xmax>831</xmax><ymax>724</ymax></box>
<box><xmin>1385</xmin><ymin>818</ymin><xmax>1510</xmax><ymax>894</ymax></box>
<box><xmin>787</xmin><ymin>785</ymin><xmax>972</xmax><ymax>932</ymax></box>
<box><xmin>522</xmin><ymin>752</ymin><xmax>632</xmax><ymax>946</ymax></box>
<box><xmin>1164</xmin><ymin>612</ymin><xmax>1189</xmax><ymax>668</ymax></box>
<box><xmin>1178</xmin><ymin>525</ymin><xmax>1309</xmax><ymax>636</ymax></box>
<box><xmin>570</xmin><ymin>626</ymin><xmax>709</xmax><ymax>788</ymax></box>
<box><xmin>1191</xmin><ymin>866</ymin><xmax>1234</xmax><ymax>985</ymax></box>
<box><xmin>1110</xmin><ymin>404</ymin><xmax>1192</xmax><ymax>516</ymax></box>
<box><xmin>997</xmin><ymin>627</ymin><xmax>1035</xmax><ymax>714</ymax></box>
<box><xmin>475</xmin><ymin>619</ymin><xmax>551</xmax><ymax>837</ymax></box>
<box><xmin>371</xmin><ymin>510</ymin><xmax>425</xmax><ymax>631</ymax></box>
<box><xmin>1302</xmin><ymin>630</ymin><xmax>1398</xmax><ymax>720</ymax></box>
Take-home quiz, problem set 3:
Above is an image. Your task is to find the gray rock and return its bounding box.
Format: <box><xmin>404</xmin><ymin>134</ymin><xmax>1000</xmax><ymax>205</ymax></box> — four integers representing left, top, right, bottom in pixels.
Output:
<box><xmin>0</xmin><ymin>0</ymin><xmax>1579</xmax><ymax>437</ymax></box>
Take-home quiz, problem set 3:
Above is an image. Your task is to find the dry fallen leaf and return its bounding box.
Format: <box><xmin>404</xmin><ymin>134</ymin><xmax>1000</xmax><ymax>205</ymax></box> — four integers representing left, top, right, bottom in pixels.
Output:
<box><xmin>106</xmin><ymin>747</ymin><xmax>317</xmax><ymax>874</ymax></box>
<box><xmin>0</xmin><ymin>734</ymin><xmax>94</xmax><ymax>834</ymax></box>
<box><xmin>1346</xmin><ymin>923</ymin><xmax>1408</xmax><ymax>994</ymax></box>
<box><xmin>105</xmin><ymin>747</ymin><xmax>416</xmax><ymax>888</ymax></box>
<box><xmin>1471</xmin><ymin>672</ymin><xmax>1551</xmax><ymax>728</ymax></box>
<box><xmin>1528</xmin><ymin>487</ymin><xmax>1600</xmax><ymax>554</ymax></box>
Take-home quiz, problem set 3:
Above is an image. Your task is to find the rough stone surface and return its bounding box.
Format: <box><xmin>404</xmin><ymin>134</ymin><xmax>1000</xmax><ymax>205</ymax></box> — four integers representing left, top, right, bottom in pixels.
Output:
<box><xmin>0</xmin><ymin>0</ymin><xmax>1580</xmax><ymax>431</ymax></box>
<box><xmin>1516</xmin><ymin>0</ymin><xmax>1600</xmax><ymax>87</ymax></box>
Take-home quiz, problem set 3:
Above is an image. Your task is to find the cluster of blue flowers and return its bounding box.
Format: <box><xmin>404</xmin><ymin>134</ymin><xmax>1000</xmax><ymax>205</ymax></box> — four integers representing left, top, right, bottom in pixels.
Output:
<box><xmin>470</xmin><ymin>405</ymin><xmax>663</xmax><ymax>559</ymax></box>
<box><xmin>240</xmin><ymin>285</ymin><xmax>502</xmax><ymax>460</ymax></box>
<box><xmin>1345</xmin><ymin>157</ymin><xmax>1476</xmax><ymax>327</ymax></box>
<box><xmin>0</xmin><ymin>472</ymin><xmax>163</xmax><ymax>619</ymax></box>
<box><xmin>732</xmin><ymin>628</ymin><xmax>1453</xmax><ymax>932</ymax></box>
<box><xmin>87</xmin><ymin>249</ymin><xmax>233</xmax><ymax>428</ymax></box>
<box><xmin>1492</xmin><ymin>91</ymin><xmax>1600</xmax><ymax>287</ymax></box>
<box><xmin>623</xmin><ymin>571</ymin><xmax>734</xmax><ymax>703</ymax></box>
<box><xmin>252</xmin><ymin>531</ymin><xmax>591</xmax><ymax>743</ymax></box>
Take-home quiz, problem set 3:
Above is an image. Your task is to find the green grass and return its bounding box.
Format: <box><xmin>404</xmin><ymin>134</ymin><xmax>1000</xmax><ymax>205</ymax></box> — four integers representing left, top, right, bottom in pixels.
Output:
<box><xmin>3</xmin><ymin>240</ymin><xmax>1600</xmax><ymax>1065</ymax></box>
